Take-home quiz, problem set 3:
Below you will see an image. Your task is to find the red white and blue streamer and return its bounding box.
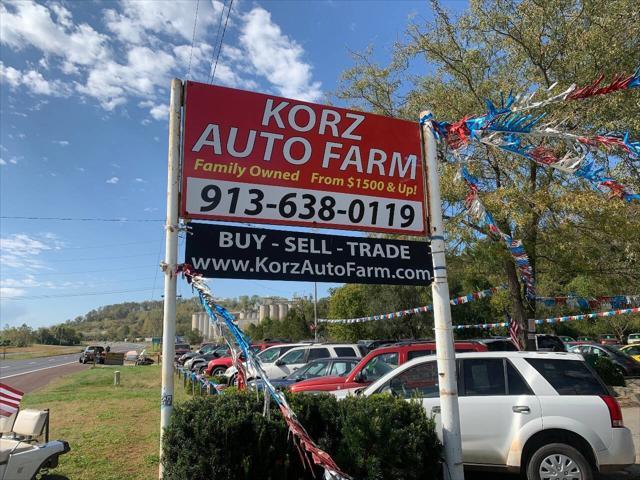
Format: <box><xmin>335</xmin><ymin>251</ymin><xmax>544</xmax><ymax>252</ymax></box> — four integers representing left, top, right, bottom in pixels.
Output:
<box><xmin>179</xmin><ymin>264</ymin><xmax>350</xmax><ymax>480</ymax></box>
<box><xmin>424</xmin><ymin>65</ymin><xmax>640</xmax><ymax>203</ymax></box>
<box><xmin>459</xmin><ymin>166</ymin><xmax>536</xmax><ymax>299</ymax></box>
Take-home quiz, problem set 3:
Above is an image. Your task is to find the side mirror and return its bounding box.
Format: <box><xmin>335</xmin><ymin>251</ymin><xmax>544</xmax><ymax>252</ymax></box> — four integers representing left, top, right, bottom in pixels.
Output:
<box><xmin>275</xmin><ymin>359</ymin><xmax>284</xmax><ymax>366</ymax></box>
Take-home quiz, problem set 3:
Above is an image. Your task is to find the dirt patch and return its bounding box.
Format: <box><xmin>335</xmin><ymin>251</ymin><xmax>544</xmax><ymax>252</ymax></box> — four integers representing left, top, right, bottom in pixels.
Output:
<box><xmin>613</xmin><ymin>378</ymin><xmax>640</xmax><ymax>407</ymax></box>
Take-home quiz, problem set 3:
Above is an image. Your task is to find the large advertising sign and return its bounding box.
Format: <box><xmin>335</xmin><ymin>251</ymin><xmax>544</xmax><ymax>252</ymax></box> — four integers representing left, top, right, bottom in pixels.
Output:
<box><xmin>181</xmin><ymin>82</ymin><xmax>426</xmax><ymax>235</ymax></box>
<box><xmin>185</xmin><ymin>223</ymin><xmax>433</xmax><ymax>286</ymax></box>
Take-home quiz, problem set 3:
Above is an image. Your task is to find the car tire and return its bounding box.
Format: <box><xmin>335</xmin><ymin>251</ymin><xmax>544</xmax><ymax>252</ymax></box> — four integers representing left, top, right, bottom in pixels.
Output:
<box><xmin>526</xmin><ymin>443</ymin><xmax>593</xmax><ymax>480</ymax></box>
<box><xmin>211</xmin><ymin>367</ymin><xmax>226</xmax><ymax>376</ymax></box>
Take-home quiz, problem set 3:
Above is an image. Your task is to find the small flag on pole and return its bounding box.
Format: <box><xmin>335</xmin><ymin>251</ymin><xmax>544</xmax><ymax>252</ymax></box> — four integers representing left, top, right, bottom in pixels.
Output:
<box><xmin>0</xmin><ymin>383</ymin><xmax>24</xmax><ymax>417</ymax></box>
<box><xmin>507</xmin><ymin>311</ymin><xmax>523</xmax><ymax>351</ymax></box>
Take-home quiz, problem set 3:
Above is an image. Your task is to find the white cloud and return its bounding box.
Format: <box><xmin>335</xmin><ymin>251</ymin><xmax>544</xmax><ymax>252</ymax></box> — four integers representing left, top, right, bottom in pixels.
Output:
<box><xmin>52</xmin><ymin>140</ymin><xmax>69</xmax><ymax>146</ymax></box>
<box><xmin>76</xmin><ymin>46</ymin><xmax>176</xmax><ymax>110</ymax></box>
<box><xmin>0</xmin><ymin>62</ymin><xmax>70</xmax><ymax>97</ymax></box>
<box><xmin>105</xmin><ymin>0</ymin><xmax>225</xmax><ymax>45</ymax></box>
<box><xmin>106</xmin><ymin>176</ymin><xmax>119</xmax><ymax>184</ymax></box>
<box><xmin>0</xmin><ymin>1</ymin><xmax>110</xmax><ymax>68</ymax></box>
<box><xmin>0</xmin><ymin>286</ymin><xmax>26</xmax><ymax>299</ymax></box>
<box><xmin>239</xmin><ymin>7</ymin><xmax>322</xmax><ymax>101</ymax></box>
<box><xmin>0</xmin><ymin>159</ymin><xmax>6</xmax><ymax>166</ymax></box>
<box><xmin>77</xmin><ymin>167</ymin><xmax>86</xmax><ymax>172</ymax></box>
<box><xmin>0</xmin><ymin>233</ymin><xmax>64</xmax><ymax>270</ymax></box>
<box><xmin>135</xmin><ymin>178</ymin><xmax>146</xmax><ymax>183</ymax></box>
<box><xmin>149</xmin><ymin>103</ymin><xmax>169</xmax><ymax>120</ymax></box>
<box><xmin>144</xmin><ymin>207</ymin><xmax>158</xmax><ymax>212</ymax></box>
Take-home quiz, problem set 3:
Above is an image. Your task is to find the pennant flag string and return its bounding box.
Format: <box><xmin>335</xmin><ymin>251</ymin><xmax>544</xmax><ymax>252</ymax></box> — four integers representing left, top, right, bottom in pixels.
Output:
<box><xmin>318</xmin><ymin>285</ymin><xmax>640</xmax><ymax>325</ymax></box>
<box><xmin>459</xmin><ymin>166</ymin><xmax>536</xmax><ymax>299</ymax></box>
<box><xmin>533</xmin><ymin>307</ymin><xmax>640</xmax><ymax>325</ymax></box>
<box><xmin>454</xmin><ymin>306</ymin><xmax>640</xmax><ymax>331</ymax></box>
<box><xmin>318</xmin><ymin>286</ymin><xmax>506</xmax><ymax>324</ymax></box>
<box><xmin>178</xmin><ymin>264</ymin><xmax>351</xmax><ymax>480</ymax></box>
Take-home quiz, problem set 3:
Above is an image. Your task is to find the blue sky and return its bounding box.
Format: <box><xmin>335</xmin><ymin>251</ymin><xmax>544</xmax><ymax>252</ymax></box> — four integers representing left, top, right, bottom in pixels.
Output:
<box><xmin>0</xmin><ymin>0</ymin><xmax>466</xmax><ymax>329</ymax></box>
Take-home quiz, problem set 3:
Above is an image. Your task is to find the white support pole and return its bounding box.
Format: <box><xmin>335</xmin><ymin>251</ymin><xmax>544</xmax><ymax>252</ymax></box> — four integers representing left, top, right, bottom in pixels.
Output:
<box><xmin>420</xmin><ymin>110</ymin><xmax>465</xmax><ymax>480</ymax></box>
<box><xmin>313</xmin><ymin>282</ymin><xmax>318</xmax><ymax>341</ymax></box>
<box><xmin>159</xmin><ymin>78</ymin><xmax>183</xmax><ymax>479</ymax></box>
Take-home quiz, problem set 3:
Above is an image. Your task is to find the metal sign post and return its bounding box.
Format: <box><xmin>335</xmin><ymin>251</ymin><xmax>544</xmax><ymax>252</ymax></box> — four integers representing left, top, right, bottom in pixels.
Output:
<box><xmin>420</xmin><ymin>110</ymin><xmax>465</xmax><ymax>480</ymax></box>
<box><xmin>159</xmin><ymin>78</ymin><xmax>183</xmax><ymax>479</ymax></box>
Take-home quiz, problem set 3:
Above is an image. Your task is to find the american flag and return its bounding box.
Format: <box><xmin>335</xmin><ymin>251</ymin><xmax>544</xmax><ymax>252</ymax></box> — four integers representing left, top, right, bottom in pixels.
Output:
<box><xmin>506</xmin><ymin>312</ymin><xmax>523</xmax><ymax>351</ymax></box>
<box><xmin>0</xmin><ymin>383</ymin><xmax>24</xmax><ymax>417</ymax></box>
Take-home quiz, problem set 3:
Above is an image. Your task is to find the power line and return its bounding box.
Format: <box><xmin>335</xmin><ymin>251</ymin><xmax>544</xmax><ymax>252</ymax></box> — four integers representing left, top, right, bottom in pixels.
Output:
<box><xmin>1</xmin><ymin>216</ymin><xmax>164</xmax><ymax>222</ymax></box>
<box><xmin>31</xmin><ymin>264</ymin><xmax>159</xmax><ymax>277</ymax></box>
<box><xmin>2</xmin><ymin>287</ymin><xmax>158</xmax><ymax>301</ymax></box>
<box><xmin>211</xmin><ymin>0</ymin><xmax>233</xmax><ymax>83</ymax></box>
<box><xmin>46</xmin><ymin>252</ymin><xmax>158</xmax><ymax>263</ymax></box>
<box><xmin>186</xmin><ymin>0</ymin><xmax>200</xmax><ymax>80</ymax></box>
<box><xmin>207</xmin><ymin>0</ymin><xmax>227</xmax><ymax>84</ymax></box>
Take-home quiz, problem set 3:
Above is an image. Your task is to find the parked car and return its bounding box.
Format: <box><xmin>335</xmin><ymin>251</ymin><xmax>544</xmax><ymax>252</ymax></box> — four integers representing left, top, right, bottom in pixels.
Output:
<box><xmin>535</xmin><ymin>334</ymin><xmax>566</xmax><ymax>352</ymax></box>
<box><xmin>619</xmin><ymin>344</ymin><xmax>640</xmax><ymax>362</ymax></box>
<box><xmin>360</xmin><ymin>351</ymin><xmax>636</xmax><ymax>478</ymax></box>
<box><xmin>187</xmin><ymin>351</ymin><xmax>225</xmax><ymax>373</ymax></box>
<box><xmin>626</xmin><ymin>333</ymin><xmax>640</xmax><ymax>345</ymax></box>
<box><xmin>173</xmin><ymin>343</ymin><xmax>191</xmax><ymax>360</ymax></box>
<box><xmin>577</xmin><ymin>336</ymin><xmax>595</xmax><ymax>342</ymax></box>
<box><xmin>220</xmin><ymin>342</ymin><xmax>313</xmax><ymax>381</ymax></box>
<box><xmin>469</xmin><ymin>338</ymin><xmax>518</xmax><ymax>351</ymax></box>
<box><xmin>260</xmin><ymin>344</ymin><xmax>362</xmax><ymax>380</ymax></box>
<box><xmin>569</xmin><ymin>344</ymin><xmax>640</xmax><ymax>376</ymax></box>
<box><xmin>290</xmin><ymin>341</ymin><xmax>489</xmax><ymax>395</ymax></box>
<box><xmin>79</xmin><ymin>345</ymin><xmax>105</xmax><ymax>364</ymax></box>
<box><xmin>178</xmin><ymin>344</ymin><xmax>225</xmax><ymax>365</ymax></box>
<box><xmin>598</xmin><ymin>334</ymin><xmax>620</xmax><ymax>346</ymax></box>
<box><xmin>248</xmin><ymin>357</ymin><xmax>360</xmax><ymax>392</ymax></box>
<box><xmin>205</xmin><ymin>342</ymin><xmax>295</xmax><ymax>377</ymax></box>
<box><xmin>558</xmin><ymin>335</ymin><xmax>576</xmax><ymax>343</ymax></box>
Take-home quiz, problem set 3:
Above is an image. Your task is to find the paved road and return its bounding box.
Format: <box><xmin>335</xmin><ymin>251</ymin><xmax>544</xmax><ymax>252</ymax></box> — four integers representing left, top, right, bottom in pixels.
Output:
<box><xmin>0</xmin><ymin>342</ymin><xmax>146</xmax><ymax>393</ymax></box>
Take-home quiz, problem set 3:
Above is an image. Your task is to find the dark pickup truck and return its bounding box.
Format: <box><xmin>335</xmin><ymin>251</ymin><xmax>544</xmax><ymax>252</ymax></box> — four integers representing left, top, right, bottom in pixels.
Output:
<box><xmin>79</xmin><ymin>345</ymin><xmax>105</xmax><ymax>364</ymax></box>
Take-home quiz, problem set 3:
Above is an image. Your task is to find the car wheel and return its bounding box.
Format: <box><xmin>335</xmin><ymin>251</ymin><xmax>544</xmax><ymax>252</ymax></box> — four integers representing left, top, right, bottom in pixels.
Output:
<box><xmin>211</xmin><ymin>367</ymin><xmax>226</xmax><ymax>376</ymax></box>
<box><xmin>526</xmin><ymin>443</ymin><xmax>593</xmax><ymax>480</ymax></box>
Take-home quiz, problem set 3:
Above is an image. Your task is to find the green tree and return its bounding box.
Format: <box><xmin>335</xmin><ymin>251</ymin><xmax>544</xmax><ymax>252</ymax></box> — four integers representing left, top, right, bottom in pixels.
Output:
<box><xmin>337</xmin><ymin>0</ymin><xmax>640</xmax><ymax>348</ymax></box>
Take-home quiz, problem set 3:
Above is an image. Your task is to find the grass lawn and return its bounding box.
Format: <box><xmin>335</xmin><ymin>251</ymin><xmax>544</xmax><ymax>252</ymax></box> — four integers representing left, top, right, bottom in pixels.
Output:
<box><xmin>22</xmin><ymin>364</ymin><xmax>189</xmax><ymax>480</ymax></box>
<box><xmin>2</xmin><ymin>344</ymin><xmax>84</xmax><ymax>360</ymax></box>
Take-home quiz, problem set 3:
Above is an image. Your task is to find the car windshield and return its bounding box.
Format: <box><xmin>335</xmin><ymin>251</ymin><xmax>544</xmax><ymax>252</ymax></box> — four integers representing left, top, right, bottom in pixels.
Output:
<box><xmin>602</xmin><ymin>345</ymin><xmax>634</xmax><ymax>359</ymax></box>
<box><xmin>175</xmin><ymin>344</ymin><xmax>190</xmax><ymax>350</ymax></box>
<box><xmin>286</xmin><ymin>360</ymin><xmax>328</xmax><ymax>380</ymax></box>
<box><xmin>258</xmin><ymin>347</ymin><xmax>282</xmax><ymax>363</ymax></box>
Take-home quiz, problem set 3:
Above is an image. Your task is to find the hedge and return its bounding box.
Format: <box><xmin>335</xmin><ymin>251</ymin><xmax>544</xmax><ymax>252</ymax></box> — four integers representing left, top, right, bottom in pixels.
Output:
<box><xmin>162</xmin><ymin>390</ymin><xmax>441</xmax><ymax>480</ymax></box>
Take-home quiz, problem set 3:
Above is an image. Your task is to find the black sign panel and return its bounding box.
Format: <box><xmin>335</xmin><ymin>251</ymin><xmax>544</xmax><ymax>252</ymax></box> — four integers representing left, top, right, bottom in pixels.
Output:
<box><xmin>185</xmin><ymin>223</ymin><xmax>433</xmax><ymax>286</ymax></box>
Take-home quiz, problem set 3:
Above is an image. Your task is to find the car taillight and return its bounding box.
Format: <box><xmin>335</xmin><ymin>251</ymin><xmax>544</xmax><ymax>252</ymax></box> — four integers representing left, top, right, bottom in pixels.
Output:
<box><xmin>600</xmin><ymin>395</ymin><xmax>624</xmax><ymax>428</ymax></box>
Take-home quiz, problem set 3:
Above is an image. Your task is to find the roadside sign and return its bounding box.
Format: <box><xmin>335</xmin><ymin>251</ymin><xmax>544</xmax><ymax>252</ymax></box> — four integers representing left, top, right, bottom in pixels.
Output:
<box><xmin>185</xmin><ymin>222</ymin><xmax>433</xmax><ymax>286</ymax></box>
<box><xmin>181</xmin><ymin>82</ymin><xmax>426</xmax><ymax>235</ymax></box>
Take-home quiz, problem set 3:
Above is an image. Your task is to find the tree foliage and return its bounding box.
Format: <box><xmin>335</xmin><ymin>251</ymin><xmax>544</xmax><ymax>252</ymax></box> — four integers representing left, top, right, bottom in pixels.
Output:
<box><xmin>334</xmin><ymin>0</ymin><xmax>640</xmax><ymax>345</ymax></box>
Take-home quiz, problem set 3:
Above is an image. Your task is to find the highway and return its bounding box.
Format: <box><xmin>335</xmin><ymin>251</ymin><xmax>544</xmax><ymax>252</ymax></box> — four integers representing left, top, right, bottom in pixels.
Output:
<box><xmin>0</xmin><ymin>342</ymin><xmax>146</xmax><ymax>393</ymax></box>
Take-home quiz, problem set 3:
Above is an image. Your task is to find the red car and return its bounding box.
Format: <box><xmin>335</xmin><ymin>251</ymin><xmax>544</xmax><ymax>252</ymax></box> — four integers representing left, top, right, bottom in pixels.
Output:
<box><xmin>204</xmin><ymin>341</ymin><xmax>283</xmax><ymax>376</ymax></box>
<box><xmin>598</xmin><ymin>334</ymin><xmax>619</xmax><ymax>346</ymax></box>
<box><xmin>290</xmin><ymin>340</ymin><xmax>489</xmax><ymax>395</ymax></box>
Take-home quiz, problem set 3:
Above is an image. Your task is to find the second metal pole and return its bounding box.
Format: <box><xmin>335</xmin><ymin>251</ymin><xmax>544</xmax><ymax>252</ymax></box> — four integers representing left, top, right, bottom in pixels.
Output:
<box><xmin>159</xmin><ymin>78</ymin><xmax>183</xmax><ymax>479</ymax></box>
<box><xmin>420</xmin><ymin>110</ymin><xmax>465</xmax><ymax>480</ymax></box>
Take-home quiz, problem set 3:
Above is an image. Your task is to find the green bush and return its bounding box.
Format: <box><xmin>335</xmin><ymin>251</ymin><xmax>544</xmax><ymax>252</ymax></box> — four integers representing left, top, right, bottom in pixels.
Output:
<box><xmin>162</xmin><ymin>390</ymin><xmax>441</xmax><ymax>480</ymax></box>
<box><xmin>585</xmin><ymin>354</ymin><xmax>625</xmax><ymax>386</ymax></box>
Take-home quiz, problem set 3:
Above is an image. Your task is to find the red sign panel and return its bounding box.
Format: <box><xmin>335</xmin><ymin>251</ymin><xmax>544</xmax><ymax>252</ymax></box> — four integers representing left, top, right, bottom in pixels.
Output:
<box><xmin>181</xmin><ymin>81</ymin><xmax>426</xmax><ymax>235</ymax></box>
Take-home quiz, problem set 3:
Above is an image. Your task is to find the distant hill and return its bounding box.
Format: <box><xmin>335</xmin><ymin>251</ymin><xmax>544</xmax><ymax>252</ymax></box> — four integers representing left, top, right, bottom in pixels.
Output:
<box><xmin>62</xmin><ymin>295</ymin><xmax>290</xmax><ymax>341</ymax></box>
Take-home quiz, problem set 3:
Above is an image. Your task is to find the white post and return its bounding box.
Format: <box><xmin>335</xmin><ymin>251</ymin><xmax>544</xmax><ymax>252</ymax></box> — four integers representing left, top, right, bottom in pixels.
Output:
<box><xmin>313</xmin><ymin>282</ymin><xmax>318</xmax><ymax>341</ymax></box>
<box><xmin>159</xmin><ymin>78</ymin><xmax>183</xmax><ymax>478</ymax></box>
<box><xmin>420</xmin><ymin>110</ymin><xmax>465</xmax><ymax>480</ymax></box>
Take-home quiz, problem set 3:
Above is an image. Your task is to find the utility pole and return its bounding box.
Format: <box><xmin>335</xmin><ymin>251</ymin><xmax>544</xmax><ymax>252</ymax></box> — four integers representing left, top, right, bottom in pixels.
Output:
<box><xmin>420</xmin><ymin>110</ymin><xmax>465</xmax><ymax>480</ymax></box>
<box><xmin>159</xmin><ymin>78</ymin><xmax>183</xmax><ymax>479</ymax></box>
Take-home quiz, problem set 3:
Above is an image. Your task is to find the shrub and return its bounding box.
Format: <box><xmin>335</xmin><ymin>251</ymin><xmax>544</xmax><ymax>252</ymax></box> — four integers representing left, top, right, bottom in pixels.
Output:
<box><xmin>163</xmin><ymin>390</ymin><xmax>441</xmax><ymax>480</ymax></box>
<box><xmin>585</xmin><ymin>354</ymin><xmax>625</xmax><ymax>387</ymax></box>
